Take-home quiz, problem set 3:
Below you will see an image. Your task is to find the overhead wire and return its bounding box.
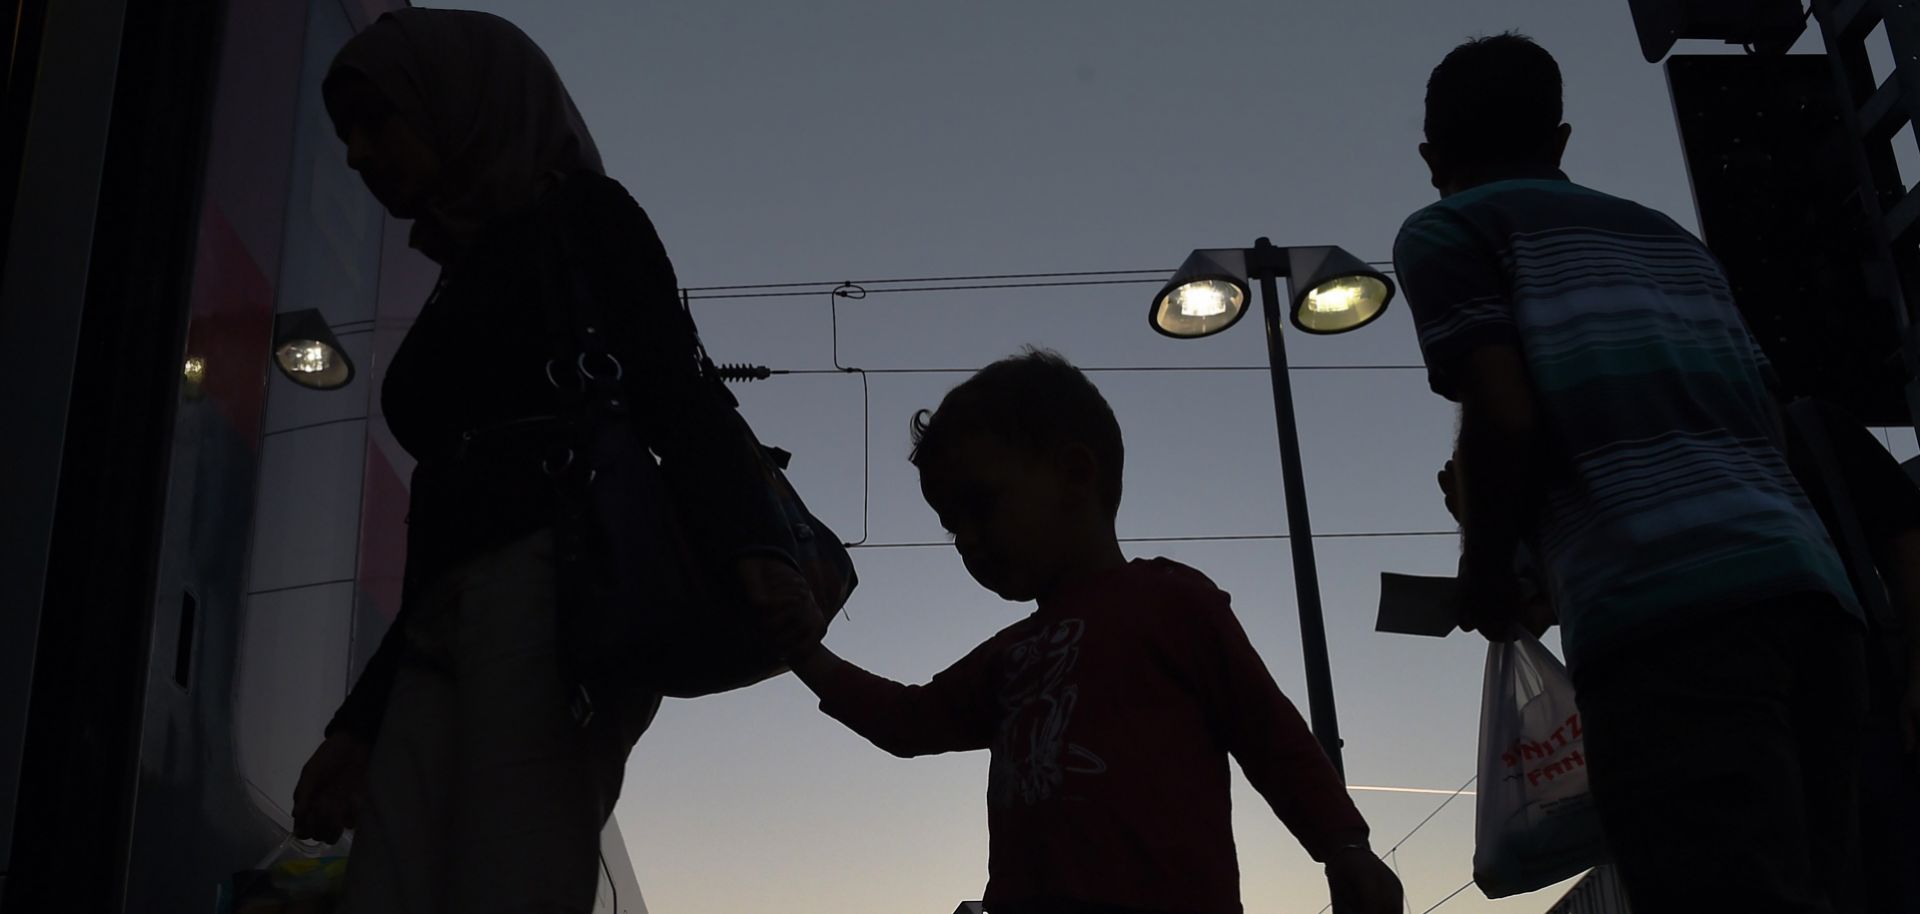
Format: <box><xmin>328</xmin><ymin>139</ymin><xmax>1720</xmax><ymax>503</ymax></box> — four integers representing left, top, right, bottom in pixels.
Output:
<box><xmin>1314</xmin><ymin>876</ymin><xmax>1477</xmax><ymax>914</ymax></box>
<box><xmin>1419</xmin><ymin>880</ymin><xmax>1477</xmax><ymax>914</ymax></box>
<box><xmin>1392</xmin><ymin>849</ymin><xmax>1413</xmax><ymax>914</ymax></box>
<box><xmin>851</xmin><ymin>530</ymin><xmax>1457</xmax><ymax>551</ymax></box>
<box><xmin>684</xmin><ymin>264</ymin><xmax>1397</xmax><ymax>301</ymax></box>
<box><xmin>1313</xmin><ymin>771</ymin><xmax>1480</xmax><ymax>914</ymax></box>
<box><xmin>1347</xmin><ymin>784</ymin><xmax>1479</xmax><ymax>798</ymax></box>
<box><xmin>844</xmin><ymin>277</ymin><xmax>1172</xmax><ymax>295</ymax></box>
<box><xmin>682</xmin><ymin>263</ymin><xmax>1395</xmax><ymax>293</ymax></box>
<box><xmin>685</xmin><ymin>276</ymin><xmax>1169</xmax><ymax>300</ymax></box>
<box><xmin>848</xmin><ymin>367</ymin><xmax>871</xmax><ymax>546</ymax></box>
<box><xmin>1383</xmin><ymin>774</ymin><xmax>1478</xmax><ymax>859</ymax></box>
<box><xmin>690</xmin><ymin>264</ymin><xmax>1430</xmax><ymax>551</ymax></box>
<box><xmin>775</xmin><ymin>365</ymin><xmax>1428</xmax><ymax>375</ymax></box>
<box><xmin>683</xmin><ymin>267</ymin><xmax>1179</xmax><ymax>291</ymax></box>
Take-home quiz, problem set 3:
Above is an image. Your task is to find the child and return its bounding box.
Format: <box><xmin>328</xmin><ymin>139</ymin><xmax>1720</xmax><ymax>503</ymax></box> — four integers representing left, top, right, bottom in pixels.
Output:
<box><xmin>783</xmin><ymin>350</ymin><xmax>1402</xmax><ymax>914</ymax></box>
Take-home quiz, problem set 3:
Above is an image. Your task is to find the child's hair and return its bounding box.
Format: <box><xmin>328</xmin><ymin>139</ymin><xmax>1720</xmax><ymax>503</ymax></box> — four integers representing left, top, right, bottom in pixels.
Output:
<box><xmin>1424</xmin><ymin>32</ymin><xmax>1562</xmax><ymax>170</ymax></box>
<box><xmin>910</xmin><ymin>348</ymin><xmax>1125</xmax><ymax>514</ymax></box>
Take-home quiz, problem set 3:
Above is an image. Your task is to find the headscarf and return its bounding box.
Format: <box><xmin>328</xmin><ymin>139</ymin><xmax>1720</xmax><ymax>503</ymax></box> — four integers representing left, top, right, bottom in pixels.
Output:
<box><xmin>325</xmin><ymin>9</ymin><xmax>604</xmax><ymax>262</ymax></box>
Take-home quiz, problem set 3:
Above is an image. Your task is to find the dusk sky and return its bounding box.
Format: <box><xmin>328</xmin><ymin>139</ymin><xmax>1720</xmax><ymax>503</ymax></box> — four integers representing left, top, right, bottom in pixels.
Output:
<box><xmin>411</xmin><ymin>3</ymin><xmax>1915</xmax><ymax>911</ymax></box>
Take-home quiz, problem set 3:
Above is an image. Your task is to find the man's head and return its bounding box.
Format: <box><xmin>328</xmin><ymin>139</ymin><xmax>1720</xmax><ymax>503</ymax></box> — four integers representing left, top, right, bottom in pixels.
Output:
<box><xmin>911</xmin><ymin>349</ymin><xmax>1125</xmax><ymax>603</ymax></box>
<box><xmin>1420</xmin><ymin>33</ymin><xmax>1571</xmax><ymax>197</ymax></box>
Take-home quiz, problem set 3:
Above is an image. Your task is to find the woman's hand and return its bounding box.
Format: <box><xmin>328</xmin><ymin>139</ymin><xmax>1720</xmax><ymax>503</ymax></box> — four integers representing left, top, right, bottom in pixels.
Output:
<box><xmin>1325</xmin><ymin>845</ymin><xmax>1405</xmax><ymax>914</ymax></box>
<box><xmin>735</xmin><ymin>555</ymin><xmax>827</xmax><ymax>661</ymax></box>
<box><xmin>292</xmin><ymin>732</ymin><xmax>370</xmax><ymax>843</ymax></box>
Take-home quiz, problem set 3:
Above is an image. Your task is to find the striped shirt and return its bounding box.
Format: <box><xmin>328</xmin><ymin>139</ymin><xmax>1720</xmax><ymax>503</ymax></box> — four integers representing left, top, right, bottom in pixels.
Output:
<box><xmin>1394</xmin><ymin>176</ymin><xmax>1859</xmax><ymax>666</ymax></box>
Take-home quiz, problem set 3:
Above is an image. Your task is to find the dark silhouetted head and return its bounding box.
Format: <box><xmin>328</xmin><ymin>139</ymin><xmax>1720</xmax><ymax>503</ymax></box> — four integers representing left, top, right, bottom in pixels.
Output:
<box><xmin>1420</xmin><ymin>33</ymin><xmax>1571</xmax><ymax>196</ymax></box>
<box><xmin>910</xmin><ymin>349</ymin><xmax>1125</xmax><ymax>603</ymax></box>
<box><xmin>325</xmin><ymin>69</ymin><xmax>446</xmax><ymax>220</ymax></box>
<box><xmin>323</xmin><ymin>9</ymin><xmax>603</xmax><ymax>261</ymax></box>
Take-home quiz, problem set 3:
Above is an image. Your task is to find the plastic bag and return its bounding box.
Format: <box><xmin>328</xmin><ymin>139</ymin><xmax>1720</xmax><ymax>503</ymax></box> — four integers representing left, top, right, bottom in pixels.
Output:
<box><xmin>217</xmin><ymin>834</ymin><xmax>350</xmax><ymax>914</ymax></box>
<box><xmin>1472</xmin><ymin>633</ymin><xmax>1608</xmax><ymax>897</ymax></box>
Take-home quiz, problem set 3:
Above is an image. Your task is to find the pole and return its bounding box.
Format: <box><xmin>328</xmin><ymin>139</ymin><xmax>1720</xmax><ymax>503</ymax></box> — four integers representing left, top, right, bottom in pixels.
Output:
<box><xmin>1251</xmin><ymin>236</ymin><xmax>1345</xmax><ymax>778</ymax></box>
<box><xmin>1809</xmin><ymin>0</ymin><xmax>1920</xmax><ymax>443</ymax></box>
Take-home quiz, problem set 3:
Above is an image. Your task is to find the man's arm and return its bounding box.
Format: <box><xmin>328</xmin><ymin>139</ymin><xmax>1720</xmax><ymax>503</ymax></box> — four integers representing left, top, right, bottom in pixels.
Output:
<box><xmin>1394</xmin><ymin>205</ymin><xmax>1534</xmax><ymax>640</ymax></box>
<box><xmin>1439</xmin><ymin>457</ymin><xmax>1555</xmax><ymax>636</ymax></box>
<box><xmin>1801</xmin><ymin>405</ymin><xmax>1920</xmax><ymax>752</ymax></box>
<box><xmin>1877</xmin><ymin>530</ymin><xmax>1920</xmax><ymax>752</ymax></box>
<box><xmin>788</xmin><ymin>640</ymin><xmax>997</xmax><ymax>759</ymax></box>
<box><xmin>1454</xmin><ymin>343</ymin><xmax>1540</xmax><ymax>641</ymax></box>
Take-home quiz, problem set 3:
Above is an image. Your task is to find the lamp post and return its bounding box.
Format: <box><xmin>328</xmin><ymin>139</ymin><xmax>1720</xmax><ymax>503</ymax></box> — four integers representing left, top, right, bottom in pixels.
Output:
<box><xmin>1149</xmin><ymin>237</ymin><xmax>1394</xmax><ymax>778</ymax></box>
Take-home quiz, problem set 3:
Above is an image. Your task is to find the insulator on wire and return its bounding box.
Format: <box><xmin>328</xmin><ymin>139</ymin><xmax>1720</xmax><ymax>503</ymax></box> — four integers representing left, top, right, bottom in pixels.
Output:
<box><xmin>715</xmin><ymin>363</ymin><xmax>772</xmax><ymax>383</ymax></box>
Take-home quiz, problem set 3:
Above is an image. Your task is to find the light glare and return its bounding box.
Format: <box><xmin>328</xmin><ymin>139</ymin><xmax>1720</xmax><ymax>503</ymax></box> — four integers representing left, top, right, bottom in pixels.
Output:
<box><xmin>280</xmin><ymin>341</ymin><xmax>333</xmax><ymax>374</ymax></box>
<box><xmin>1293</xmin><ymin>275</ymin><xmax>1390</xmax><ymax>334</ymax></box>
<box><xmin>1175</xmin><ymin>284</ymin><xmax>1229</xmax><ymax>318</ymax></box>
<box><xmin>1152</xmin><ymin>278</ymin><xmax>1247</xmax><ymax>338</ymax></box>
<box><xmin>1305</xmin><ymin>283</ymin><xmax>1361</xmax><ymax>313</ymax></box>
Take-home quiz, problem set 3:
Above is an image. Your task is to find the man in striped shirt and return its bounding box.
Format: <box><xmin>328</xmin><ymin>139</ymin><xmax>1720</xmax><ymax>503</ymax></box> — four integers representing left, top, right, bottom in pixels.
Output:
<box><xmin>1395</xmin><ymin>34</ymin><xmax>1868</xmax><ymax>914</ymax></box>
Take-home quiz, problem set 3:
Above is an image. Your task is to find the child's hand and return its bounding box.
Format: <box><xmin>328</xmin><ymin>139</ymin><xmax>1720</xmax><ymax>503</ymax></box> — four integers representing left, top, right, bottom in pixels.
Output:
<box><xmin>1325</xmin><ymin>845</ymin><xmax>1403</xmax><ymax>914</ymax></box>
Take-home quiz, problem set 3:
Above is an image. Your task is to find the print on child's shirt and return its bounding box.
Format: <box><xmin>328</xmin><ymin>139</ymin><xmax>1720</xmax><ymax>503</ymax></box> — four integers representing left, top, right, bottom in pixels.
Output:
<box><xmin>989</xmin><ymin>618</ymin><xmax>1109</xmax><ymax>807</ymax></box>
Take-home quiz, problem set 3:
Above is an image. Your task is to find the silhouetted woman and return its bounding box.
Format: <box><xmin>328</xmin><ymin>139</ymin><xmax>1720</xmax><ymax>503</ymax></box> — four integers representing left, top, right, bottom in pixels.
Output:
<box><xmin>288</xmin><ymin>10</ymin><xmax>809</xmax><ymax>912</ymax></box>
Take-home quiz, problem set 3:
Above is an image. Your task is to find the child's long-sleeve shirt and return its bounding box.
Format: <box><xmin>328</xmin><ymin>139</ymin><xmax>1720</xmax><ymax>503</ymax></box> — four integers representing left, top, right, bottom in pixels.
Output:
<box><xmin>813</xmin><ymin>558</ymin><xmax>1368</xmax><ymax>914</ymax></box>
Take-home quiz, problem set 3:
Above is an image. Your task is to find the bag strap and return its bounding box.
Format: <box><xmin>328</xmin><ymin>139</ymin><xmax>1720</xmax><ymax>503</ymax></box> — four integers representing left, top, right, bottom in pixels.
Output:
<box><xmin>678</xmin><ymin>287</ymin><xmax>733</xmax><ymax>401</ymax></box>
<box><xmin>539</xmin><ymin>183</ymin><xmax>736</xmax><ymax>419</ymax></box>
<box><xmin>536</xmin><ymin>186</ymin><xmax>644</xmax><ymax>427</ymax></box>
